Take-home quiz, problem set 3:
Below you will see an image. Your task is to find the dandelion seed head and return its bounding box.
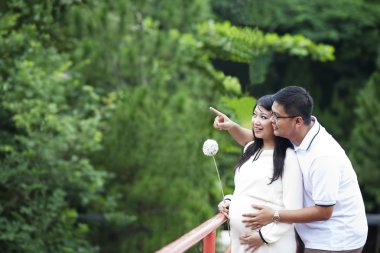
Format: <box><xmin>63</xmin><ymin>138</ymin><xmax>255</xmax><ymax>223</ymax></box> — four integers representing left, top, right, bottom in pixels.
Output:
<box><xmin>202</xmin><ymin>139</ymin><xmax>219</xmax><ymax>156</ymax></box>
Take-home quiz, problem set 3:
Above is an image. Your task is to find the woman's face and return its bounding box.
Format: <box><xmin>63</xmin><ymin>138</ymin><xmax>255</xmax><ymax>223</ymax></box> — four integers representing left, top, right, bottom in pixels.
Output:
<box><xmin>251</xmin><ymin>105</ymin><xmax>274</xmax><ymax>141</ymax></box>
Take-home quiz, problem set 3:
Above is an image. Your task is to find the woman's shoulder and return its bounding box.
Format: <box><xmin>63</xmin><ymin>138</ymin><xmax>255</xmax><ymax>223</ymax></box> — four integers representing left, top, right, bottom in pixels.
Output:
<box><xmin>243</xmin><ymin>141</ymin><xmax>255</xmax><ymax>152</ymax></box>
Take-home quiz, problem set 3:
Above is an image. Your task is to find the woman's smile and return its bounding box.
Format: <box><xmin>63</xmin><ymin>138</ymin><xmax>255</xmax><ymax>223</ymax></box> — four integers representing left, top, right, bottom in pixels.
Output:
<box><xmin>254</xmin><ymin>127</ymin><xmax>263</xmax><ymax>134</ymax></box>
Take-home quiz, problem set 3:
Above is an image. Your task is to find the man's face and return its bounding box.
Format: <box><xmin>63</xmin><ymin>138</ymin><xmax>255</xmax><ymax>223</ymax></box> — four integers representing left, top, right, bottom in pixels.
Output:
<box><xmin>271</xmin><ymin>101</ymin><xmax>297</xmax><ymax>140</ymax></box>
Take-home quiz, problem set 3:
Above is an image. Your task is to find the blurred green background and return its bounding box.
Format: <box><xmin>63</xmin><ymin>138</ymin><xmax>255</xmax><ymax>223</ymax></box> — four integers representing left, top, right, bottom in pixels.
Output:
<box><xmin>0</xmin><ymin>0</ymin><xmax>379</xmax><ymax>252</ymax></box>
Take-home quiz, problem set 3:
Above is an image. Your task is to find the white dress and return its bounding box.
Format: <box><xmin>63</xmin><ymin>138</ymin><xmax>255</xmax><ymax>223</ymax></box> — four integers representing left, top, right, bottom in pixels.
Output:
<box><xmin>229</xmin><ymin>145</ymin><xmax>303</xmax><ymax>253</ymax></box>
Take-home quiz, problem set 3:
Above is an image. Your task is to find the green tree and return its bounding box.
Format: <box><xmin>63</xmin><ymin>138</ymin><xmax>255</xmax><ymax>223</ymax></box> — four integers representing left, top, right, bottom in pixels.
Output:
<box><xmin>350</xmin><ymin>72</ymin><xmax>380</xmax><ymax>211</ymax></box>
<box><xmin>0</xmin><ymin>2</ymin><xmax>118</xmax><ymax>252</ymax></box>
<box><xmin>60</xmin><ymin>0</ymin><xmax>211</xmax><ymax>90</ymax></box>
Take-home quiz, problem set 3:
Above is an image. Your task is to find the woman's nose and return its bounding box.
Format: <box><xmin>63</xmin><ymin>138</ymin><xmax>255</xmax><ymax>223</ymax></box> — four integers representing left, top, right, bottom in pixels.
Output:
<box><xmin>252</xmin><ymin>119</ymin><xmax>260</xmax><ymax>125</ymax></box>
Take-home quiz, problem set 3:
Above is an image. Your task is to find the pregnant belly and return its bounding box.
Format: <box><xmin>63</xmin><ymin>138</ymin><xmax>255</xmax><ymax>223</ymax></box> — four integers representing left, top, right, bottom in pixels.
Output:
<box><xmin>229</xmin><ymin>195</ymin><xmax>262</xmax><ymax>235</ymax></box>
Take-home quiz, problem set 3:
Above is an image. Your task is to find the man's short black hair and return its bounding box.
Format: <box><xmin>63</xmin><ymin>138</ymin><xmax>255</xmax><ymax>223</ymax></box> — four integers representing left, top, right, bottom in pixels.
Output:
<box><xmin>273</xmin><ymin>86</ymin><xmax>313</xmax><ymax>125</ymax></box>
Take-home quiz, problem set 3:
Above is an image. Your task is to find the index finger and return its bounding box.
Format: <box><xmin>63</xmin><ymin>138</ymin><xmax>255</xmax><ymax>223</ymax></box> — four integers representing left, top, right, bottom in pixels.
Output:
<box><xmin>209</xmin><ymin>106</ymin><xmax>225</xmax><ymax>117</ymax></box>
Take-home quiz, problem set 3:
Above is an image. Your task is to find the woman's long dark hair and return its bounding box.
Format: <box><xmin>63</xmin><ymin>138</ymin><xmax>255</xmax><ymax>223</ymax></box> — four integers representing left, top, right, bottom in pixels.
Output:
<box><xmin>234</xmin><ymin>95</ymin><xmax>293</xmax><ymax>184</ymax></box>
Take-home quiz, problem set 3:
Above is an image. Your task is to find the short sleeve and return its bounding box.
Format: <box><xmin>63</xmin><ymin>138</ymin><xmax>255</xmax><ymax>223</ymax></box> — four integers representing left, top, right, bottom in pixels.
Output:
<box><xmin>310</xmin><ymin>156</ymin><xmax>340</xmax><ymax>206</ymax></box>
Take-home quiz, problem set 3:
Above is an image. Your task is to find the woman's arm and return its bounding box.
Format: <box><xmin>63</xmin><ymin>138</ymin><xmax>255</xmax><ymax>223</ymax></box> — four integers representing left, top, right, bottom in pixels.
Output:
<box><xmin>210</xmin><ymin>107</ymin><xmax>253</xmax><ymax>146</ymax></box>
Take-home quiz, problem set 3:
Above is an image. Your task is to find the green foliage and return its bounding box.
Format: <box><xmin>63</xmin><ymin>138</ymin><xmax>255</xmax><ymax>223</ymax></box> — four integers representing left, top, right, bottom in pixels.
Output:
<box><xmin>211</xmin><ymin>0</ymin><xmax>380</xmax><ymax>41</ymax></box>
<box><xmin>74</xmin><ymin>9</ymin><xmax>226</xmax><ymax>250</ymax></box>
<box><xmin>59</xmin><ymin>0</ymin><xmax>210</xmax><ymax>90</ymax></box>
<box><xmin>350</xmin><ymin>72</ymin><xmax>380</xmax><ymax>211</ymax></box>
<box><xmin>249</xmin><ymin>54</ymin><xmax>273</xmax><ymax>84</ymax></box>
<box><xmin>197</xmin><ymin>21</ymin><xmax>335</xmax><ymax>63</ymax></box>
<box><xmin>99</xmin><ymin>84</ymin><xmax>216</xmax><ymax>252</ymax></box>
<box><xmin>196</xmin><ymin>21</ymin><xmax>334</xmax><ymax>86</ymax></box>
<box><xmin>133</xmin><ymin>0</ymin><xmax>211</xmax><ymax>31</ymax></box>
<box><xmin>0</xmin><ymin>3</ymin><xmax>117</xmax><ymax>252</ymax></box>
<box><xmin>222</xmin><ymin>96</ymin><xmax>256</xmax><ymax>129</ymax></box>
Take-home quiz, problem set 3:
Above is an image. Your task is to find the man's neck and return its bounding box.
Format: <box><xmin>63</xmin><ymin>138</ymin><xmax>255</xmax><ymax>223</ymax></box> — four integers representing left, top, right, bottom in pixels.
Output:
<box><xmin>293</xmin><ymin>121</ymin><xmax>315</xmax><ymax>146</ymax></box>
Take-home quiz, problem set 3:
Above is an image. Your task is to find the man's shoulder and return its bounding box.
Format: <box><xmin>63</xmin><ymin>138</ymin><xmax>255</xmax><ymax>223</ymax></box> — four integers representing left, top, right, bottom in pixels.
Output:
<box><xmin>312</xmin><ymin>125</ymin><xmax>343</xmax><ymax>152</ymax></box>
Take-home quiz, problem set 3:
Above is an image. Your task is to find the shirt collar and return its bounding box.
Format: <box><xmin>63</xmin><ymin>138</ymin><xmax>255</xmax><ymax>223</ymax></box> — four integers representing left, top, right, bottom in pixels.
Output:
<box><xmin>294</xmin><ymin>116</ymin><xmax>320</xmax><ymax>151</ymax></box>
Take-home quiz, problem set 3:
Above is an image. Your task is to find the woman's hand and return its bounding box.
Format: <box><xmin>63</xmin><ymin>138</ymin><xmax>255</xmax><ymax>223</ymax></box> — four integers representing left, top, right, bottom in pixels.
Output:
<box><xmin>210</xmin><ymin>107</ymin><xmax>236</xmax><ymax>131</ymax></box>
<box><xmin>239</xmin><ymin>232</ymin><xmax>264</xmax><ymax>252</ymax></box>
<box><xmin>218</xmin><ymin>200</ymin><xmax>230</xmax><ymax>219</ymax></box>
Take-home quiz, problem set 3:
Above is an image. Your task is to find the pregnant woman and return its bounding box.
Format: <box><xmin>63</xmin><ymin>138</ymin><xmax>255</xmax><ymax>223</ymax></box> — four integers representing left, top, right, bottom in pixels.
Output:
<box><xmin>214</xmin><ymin>95</ymin><xmax>303</xmax><ymax>253</ymax></box>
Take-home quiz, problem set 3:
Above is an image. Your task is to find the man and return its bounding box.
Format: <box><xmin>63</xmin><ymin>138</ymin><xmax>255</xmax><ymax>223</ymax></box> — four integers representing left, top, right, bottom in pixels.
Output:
<box><xmin>211</xmin><ymin>86</ymin><xmax>367</xmax><ymax>253</ymax></box>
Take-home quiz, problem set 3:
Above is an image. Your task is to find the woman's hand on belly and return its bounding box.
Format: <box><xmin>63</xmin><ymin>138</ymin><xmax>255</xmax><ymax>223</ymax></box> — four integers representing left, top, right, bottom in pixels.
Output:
<box><xmin>240</xmin><ymin>232</ymin><xmax>264</xmax><ymax>252</ymax></box>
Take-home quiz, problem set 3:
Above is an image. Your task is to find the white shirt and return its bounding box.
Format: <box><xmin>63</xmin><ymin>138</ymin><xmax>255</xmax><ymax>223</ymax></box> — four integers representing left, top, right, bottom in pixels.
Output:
<box><xmin>294</xmin><ymin>117</ymin><xmax>368</xmax><ymax>251</ymax></box>
<box><xmin>228</xmin><ymin>143</ymin><xmax>303</xmax><ymax>252</ymax></box>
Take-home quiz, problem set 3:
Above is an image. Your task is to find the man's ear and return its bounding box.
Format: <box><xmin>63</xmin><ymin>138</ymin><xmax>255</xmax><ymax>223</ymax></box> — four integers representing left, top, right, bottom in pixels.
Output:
<box><xmin>295</xmin><ymin>116</ymin><xmax>304</xmax><ymax>127</ymax></box>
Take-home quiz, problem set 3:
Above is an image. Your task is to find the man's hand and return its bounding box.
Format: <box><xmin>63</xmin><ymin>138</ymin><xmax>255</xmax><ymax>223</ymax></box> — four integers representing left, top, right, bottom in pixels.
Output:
<box><xmin>218</xmin><ymin>200</ymin><xmax>230</xmax><ymax>219</ymax></box>
<box><xmin>210</xmin><ymin>107</ymin><xmax>236</xmax><ymax>131</ymax></box>
<box><xmin>242</xmin><ymin>204</ymin><xmax>274</xmax><ymax>230</ymax></box>
<box><xmin>239</xmin><ymin>232</ymin><xmax>264</xmax><ymax>252</ymax></box>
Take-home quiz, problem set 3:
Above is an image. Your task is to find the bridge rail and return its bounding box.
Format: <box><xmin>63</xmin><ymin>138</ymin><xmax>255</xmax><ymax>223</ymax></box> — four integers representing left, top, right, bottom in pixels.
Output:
<box><xmin>155</xmin><ymin>213</ymin><xmax>227</xmax><ymax>253</ymax></box>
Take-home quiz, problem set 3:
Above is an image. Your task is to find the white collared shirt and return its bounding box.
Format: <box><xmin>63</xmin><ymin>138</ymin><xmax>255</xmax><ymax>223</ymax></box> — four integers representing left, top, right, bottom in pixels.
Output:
<box><xmin>294</xmin><ymin>117</ymin><xmax>368</xmax><ymax>251</ymax></box>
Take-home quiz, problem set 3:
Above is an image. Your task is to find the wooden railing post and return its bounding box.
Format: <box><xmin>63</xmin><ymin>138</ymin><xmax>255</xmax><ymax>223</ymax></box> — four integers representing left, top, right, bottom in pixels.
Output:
<box><xmin>203</xmin><ymin>230</ymin><xmax>216</xmax><ymax>253</ymax></box>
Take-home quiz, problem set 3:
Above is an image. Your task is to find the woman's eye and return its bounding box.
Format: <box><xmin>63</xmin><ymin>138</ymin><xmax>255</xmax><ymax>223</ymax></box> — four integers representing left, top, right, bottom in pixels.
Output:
<box><xmin>261</xmin><ymin>116</ymin><xmax>267</xmax><ymax>120</ymax></box>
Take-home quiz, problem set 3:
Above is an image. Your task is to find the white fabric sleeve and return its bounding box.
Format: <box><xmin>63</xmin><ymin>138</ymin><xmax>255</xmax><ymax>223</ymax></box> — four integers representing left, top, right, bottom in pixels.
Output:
<box><xmin>310</xmin><ymin>156</ymin><xmax>340</xmax><ymax>206</ymax></box>
<box><xmin>260</xmin><ymin>149</ymin><xmax>304</xmax><ymax>243</ymax></box>
<box><xmin>223</xmin><ymin>194</ymin><xmax>233</xmax><ymax>202</ymax></box>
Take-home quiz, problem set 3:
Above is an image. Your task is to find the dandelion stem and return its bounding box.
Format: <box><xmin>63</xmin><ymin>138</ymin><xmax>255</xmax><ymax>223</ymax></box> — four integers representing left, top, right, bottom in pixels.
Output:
<box><xmin>212</xmin><ymin>156</ymin><xmax>225</xmax><ymax>200</ymax></box>
<box><xmin>212</xmin><ymin>155</ymin><xmax>231</xmax><ymax>240</ymax></box>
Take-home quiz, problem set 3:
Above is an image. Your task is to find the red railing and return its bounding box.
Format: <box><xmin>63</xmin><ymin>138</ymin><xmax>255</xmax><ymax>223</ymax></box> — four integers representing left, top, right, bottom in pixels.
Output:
<box><xmin>156</xmin><ymin>213</ymin><xmax>228</xmax><ymax>253</ymax></box>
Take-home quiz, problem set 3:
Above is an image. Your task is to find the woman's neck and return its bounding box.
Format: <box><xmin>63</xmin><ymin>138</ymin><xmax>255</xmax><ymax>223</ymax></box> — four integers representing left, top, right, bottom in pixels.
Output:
<box><xmin>262</xmin><ymin>139</ymin><xmax>275</xmax><ymax>150</ymax></box>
